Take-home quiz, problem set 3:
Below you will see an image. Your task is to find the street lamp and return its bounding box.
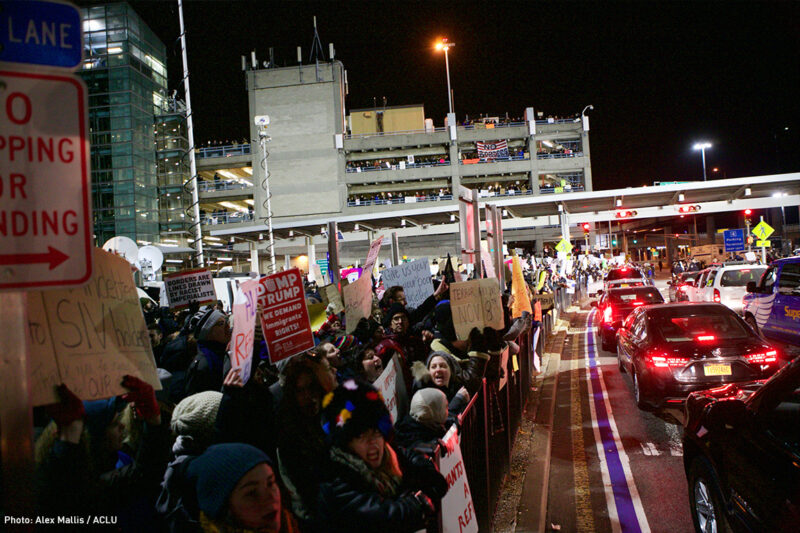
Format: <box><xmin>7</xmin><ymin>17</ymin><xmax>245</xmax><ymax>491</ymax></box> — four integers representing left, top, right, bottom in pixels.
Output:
<box><xmin>693</xmin><ymin>142</ymin><xmax>712</xmax><ymax>181</ymax></box>
<box><xmin>434</xmin><ymin>38</ymin><xmax>455</xmax><ymax>115</ymax></box>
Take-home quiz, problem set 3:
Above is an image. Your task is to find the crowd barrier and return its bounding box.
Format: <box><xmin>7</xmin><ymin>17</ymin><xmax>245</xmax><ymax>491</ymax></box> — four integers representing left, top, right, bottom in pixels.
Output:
<box><xmin>440</xmin><ymin>286</ymin><xmax>578</xmax><ymax>530</ymax></box>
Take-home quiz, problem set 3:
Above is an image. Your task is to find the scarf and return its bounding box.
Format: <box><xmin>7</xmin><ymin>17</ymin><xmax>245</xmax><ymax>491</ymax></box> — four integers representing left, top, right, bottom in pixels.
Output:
<box><xmin>329</xmin><ymin>444</ymin><xmax>403</xmax><ymax>498</ymax></box>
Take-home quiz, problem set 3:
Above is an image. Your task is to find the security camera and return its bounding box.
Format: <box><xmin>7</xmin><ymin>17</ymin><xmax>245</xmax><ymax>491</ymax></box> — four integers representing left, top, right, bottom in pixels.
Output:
<box><xmin>254</xmin><ymin>115</ymin><xmax>270</xmax><ymax>126</ymax></box>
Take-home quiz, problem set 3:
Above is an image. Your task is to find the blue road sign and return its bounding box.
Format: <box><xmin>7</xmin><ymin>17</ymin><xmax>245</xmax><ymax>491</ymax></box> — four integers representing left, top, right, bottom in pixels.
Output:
<box><xmin>723</xmin><ymin>229</ymin><xmax>746</xmax><ymax>252</ymax></box>
<box><xmin>0</xmin><ymin>0</ymin><xmax>82</xmax><ymax>69</ymax></box>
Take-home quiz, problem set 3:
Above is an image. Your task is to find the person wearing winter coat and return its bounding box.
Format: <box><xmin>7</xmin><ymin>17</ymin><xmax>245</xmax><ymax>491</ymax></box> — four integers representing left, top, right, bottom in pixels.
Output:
<box><xmin>184</xmin><ymin>308</ymin><xmax>231</xmax><ymax>397</ymax></box>
<box><xmin>411</xmin><ymin>351</ymin><xmax>472</xmax><ymax>417</ymax></box>
<box><xmin>394</xmin><ymin>388</ymin><xmax>450</xmax><ymax>454</ymax></box>
<box><xmin>317</xmin><ymin>379</ymin><xmax>448</xmax><ymax>533</ymax></box>
<box><xmin>187</xmin><ymin>443</ymin><xmax>299</xmax><ymax>533</ymax></box>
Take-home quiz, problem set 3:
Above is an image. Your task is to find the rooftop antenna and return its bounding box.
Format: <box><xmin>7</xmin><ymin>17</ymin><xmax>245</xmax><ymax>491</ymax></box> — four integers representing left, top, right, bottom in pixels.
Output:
<box><xmin>309</xmin><ymin>16</ymin><xmax>326</xmax><ymax>81</ymax></box>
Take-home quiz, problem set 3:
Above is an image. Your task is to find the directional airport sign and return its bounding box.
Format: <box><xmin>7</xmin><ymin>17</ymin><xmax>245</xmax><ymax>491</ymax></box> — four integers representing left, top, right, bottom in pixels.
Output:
<box><xmin>751</xmin><ymin>221</ymin><xmax>774</xmax><ymax>241</ymax></box>
<box><xmin>723</xmin><ymin>228</ymin><xmax>746</xmax><ymax>252</ymax></box>
<box><xmin>0</xmin><ymin>0</ymin><xmax>83</xmax><ymax>69</ymax></box>
<box><xmin>0</xmin><ymin>69</ymin><xmax>92</xmax><ymax>290</ymax></box>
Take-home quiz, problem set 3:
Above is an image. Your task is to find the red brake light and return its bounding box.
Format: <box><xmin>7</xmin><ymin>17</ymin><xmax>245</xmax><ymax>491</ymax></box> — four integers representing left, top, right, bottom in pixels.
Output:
<box><xmin>632</xmin><ymin>301</ymin><xmax>644</xmax><ymax>306</ymax></box>
<box><xmin>621</xmin><ymin>268</ymin><xmax>628</xmax><ymax>272</ymax></box>
<box><xmin>603</xmin><ymin>306</ymin><xmax>613</xmax><ymax>323</ymax></box>
<box><xmin>696</xmin><ymin>335</ymin><xmax>716</xmax><ymax>342</ymax></box>
<box><xmin>746</xmin><ymin>350</ymin><xmax>778</xmax><ymax>364</ymax></box>
<box><xmin>713</xmin><ymin>289</ymin><xmax>721</xmax><ymax>303</ymax></box>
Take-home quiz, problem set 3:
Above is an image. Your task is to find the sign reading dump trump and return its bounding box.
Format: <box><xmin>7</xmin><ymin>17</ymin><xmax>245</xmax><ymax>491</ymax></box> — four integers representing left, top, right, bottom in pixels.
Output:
<box><xmin>258</xmin><ymin>268</ymin><xmax>314</xmax><ymax>364</ymax></box>
<box><xmin>25</xmin><ymin>248</ymin><xmax>160</xmax><ymax>405</ymax></box>
<box><xmin>164</xmin><ymin>268</ymin><xmax>216</xmax><ymax>309</ymax></box>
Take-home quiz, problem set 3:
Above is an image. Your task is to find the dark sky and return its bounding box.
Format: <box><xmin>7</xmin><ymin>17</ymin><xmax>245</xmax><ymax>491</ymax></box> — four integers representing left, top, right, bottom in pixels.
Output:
<box><xmin>91</xmin><ymin>1</ymin><xmax>799</xmax><ymax>190</ymax></box>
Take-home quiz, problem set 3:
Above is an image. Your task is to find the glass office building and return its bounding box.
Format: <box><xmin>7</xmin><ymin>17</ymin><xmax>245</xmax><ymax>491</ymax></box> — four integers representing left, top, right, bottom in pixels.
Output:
<box><xmin>79</xmin><ymin>2</ymin><xmax>167</xmax><ymax>246</ymax></box>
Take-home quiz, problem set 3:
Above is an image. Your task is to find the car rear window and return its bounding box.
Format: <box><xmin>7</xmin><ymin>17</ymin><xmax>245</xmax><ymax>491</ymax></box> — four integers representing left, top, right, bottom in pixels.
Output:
<box><xmin>607</xmin><ymin>268</ymin><xmax>642</xmax><ymax>281</ymax></box>
<box><xmin>649</xmin><ymin>307</ymin><xmax>750</xmax><ymax>342</ymax></box>
<box><xmin>680</xmin><ymin>272</ymin><xmax>699</xmax><ymax>283</ymax></box>
<box><xmin>720</xmin><ymin>268</ymin><xmax>766</xmax><ymax>287</ymax></box>
<box><xmin>608</xmin><ymin>289</ymin><xmax>663</xmax><ymax>304</ymax></box>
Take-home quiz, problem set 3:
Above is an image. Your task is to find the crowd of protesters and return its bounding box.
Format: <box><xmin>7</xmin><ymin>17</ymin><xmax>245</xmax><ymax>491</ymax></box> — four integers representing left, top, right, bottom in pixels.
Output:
<box><xmin>27</xmin><ymin>256</ymin><xmax>574</xmax><ymax>532</ymax></box>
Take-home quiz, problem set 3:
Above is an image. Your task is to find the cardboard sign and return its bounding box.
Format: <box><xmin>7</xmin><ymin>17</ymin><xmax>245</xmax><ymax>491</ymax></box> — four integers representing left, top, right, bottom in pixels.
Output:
<box><xmin>164</xmin><ymin>268</ymin><xmax>216</xmax><ymax>309</ymax></box>
<box><xmin>308</xmin><ymin>303</ymin><xmax>328</xmax><ymax>331</ymax></box>
<box><xmin>258</xmin><ymin>269</ymin><xmax>314</xmax><ymax>364</ymax></box>
<box><xmin>375</xmin><ymin>354</ymin><xmax>408</xmax><ymax>424</ymax></box>
<box><xmin>480</xmin><ymin>248</ymin><xmax>496</xmax><ymax>279</ymax></box>
<box><xmin>440</xmin><ymin>425</ymin><xmax>479</xmax><ymax>533</ymax></box>
<box><xmin>309</xmin><ymin>262</ymin><xmax>324</xmax><ymax>284</ymax></box>
<box><xmin>510</xmin><ymin>255</ymin><xmax>532</xmax><ymax>318</ymax></box>
<box><xmin>380</xmin><ymin>258</ymin><xmax>434</xmax><ymax>309</ymax></box>
<box><xmin>450</xmin><ymin>278</ymin><xmax>504</xmax><ymax>340</ymax></box>
<box><xmin>26</xmin><ymin>248</ymin><xmax>160</xmax><ymax>405</ymax></box>
<box><xmin>343</xmin><ymin>274</ymin><xmax>373</xmax><ymax>333</ymax></box>
<box><xmin>230</xmin><ymin>278</ymin><xmax>260</xmax><ymax>383</ymax></box>
<box><xmin>341</xmin><ymin>267</ymin><xmax>362</xmax><ymax>284</ymax></box>
<box><xmin>362</xmin><ymin>235</ymin><xmax>384</xmax><ymax>275</ymax></box>
<box><xmin>321</xmin><ymin>284</ymin><xmax>344</xmax><ymax>314</ymax></box>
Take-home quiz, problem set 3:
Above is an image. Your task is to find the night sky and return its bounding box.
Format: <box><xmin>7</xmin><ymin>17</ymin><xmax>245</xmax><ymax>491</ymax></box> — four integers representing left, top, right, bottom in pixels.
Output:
<box><xmin>87</xmin><ymin>1</ymin><xmax>799</xmax><ymax>190</ymax></box>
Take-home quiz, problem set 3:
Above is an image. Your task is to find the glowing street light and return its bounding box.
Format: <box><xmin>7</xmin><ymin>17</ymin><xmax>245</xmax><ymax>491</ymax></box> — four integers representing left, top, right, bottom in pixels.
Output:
<box><xmin>434</xmin><ymin>38</ymin><xmax>455</xmax><ymax>114</ymax></box>
<box><xmin>693</xmin><ymin>142</ymin><xmax>712</xmax><ymax>181</ymax></box>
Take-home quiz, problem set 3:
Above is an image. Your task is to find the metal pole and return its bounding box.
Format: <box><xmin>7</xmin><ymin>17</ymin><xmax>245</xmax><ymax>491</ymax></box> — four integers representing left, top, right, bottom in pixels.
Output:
<box><xmin>746</xmin><ymin>219</ymin><xmax>752</xmax><ymax>252</ymax></box>
<box><xmin>760</xmin><ymin>216</ymin><xmax>767</xmax><ymax>264</ymax></box>
<box><xmin>178</xmin><ymin>0</ymin><xmax>204</xmax><ymax>267</ymax></box>
<box><xmin>701</xmin><ymin>147</ymin><xmax>707</xmax><ymax>181</ymax></box>
<box><xmin>328</xmin><ymin>221</ymin><xmax>341</xmax><ymax>287</ymax></box>
<box><xmin>608</xmin><ymin>220</ymin><xmax>613</xmax><ymax>257</ymax></box>
<box><xmin>391</xmin><ymin>232</ymin><xmax>401</xmax><ymax>266</ymax></box>
<box><xmin>258</xmin><ymin>134</ymin><xmax>276</xmax><ymax>273</ymax></box>
<box><xmin>472</xmin><ymin>196</ymin><xmax>481</xmax><ymax>277</ymax></box>
<box><xmin>444</xmin><ymin>47</ymin><xmax>453</xmax><ymax>115</ymax></box>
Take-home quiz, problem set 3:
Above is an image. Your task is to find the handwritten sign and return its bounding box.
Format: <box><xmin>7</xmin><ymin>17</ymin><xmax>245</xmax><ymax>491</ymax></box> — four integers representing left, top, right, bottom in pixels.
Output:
<box><xmin>340</xmin><ymin>267</ymin><xmax>362</xmax><ymax>284</ymax></box>
<box><xmin>511</xmin><ymin>255</ymin><xmax>532</xmax><ymax>318</ymax></box>
<box><xmin>440</xmin><ymin>425</ymin><xmax>478</xmax><ymax>533</ymax></box>
<box><xmin>164</xmin><ymin>268</ymin><xmax>216</xmax><ymax>309</ymax></box>
<box><xmin>230</xmin><ymin>278</ymin><xmax>260</xmax><ymax>384</ymax></box>
<box><xmin>343</xmin><ymin>274</ymin><xmax>373</xmax><ymax>333</ymax></box>
<box><xmin>309</xmin><ymin>262</ymin><xmax>324</xmax><ymax>284</ymax></box>
<box><xmin>308</xmin><ymin>302</ymin><xmax>328</xmax><ymax>331</ymax></box>
<box><xmin>362</xmin><ymin>235</ymin><xmax>384</xmax><ymax>276</ymax></box>
<box><xmin>380</xmin><ymin>258</ymin><xmax>434</xmax><ymax>309</ymax></box>
<box><xmin>450</xmin><ymin>278</ymin><xmax>504</xmax><ymax>340</ymax></box>
<box><xmin>321</xmin><ymin>284</ymin><xmax>344</xmax><ymax>314</ymax></box>
<box><xmin>375</xmin><ymin>354</ymin><xmax>408</xmax><ymax>424</ymax></box>
<box><xmin>26</xmin><ymin>248</ymin><xmax>160</xmax><ymax>405</ymax></box>
<box><xmin>258</xmin><ymin>269</ymin><xmax>314</xmax><ymax>364</ymax></box>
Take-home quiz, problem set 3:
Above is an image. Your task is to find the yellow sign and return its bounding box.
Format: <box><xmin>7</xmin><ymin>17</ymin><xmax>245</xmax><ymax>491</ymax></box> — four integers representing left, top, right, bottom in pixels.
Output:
<box><xmin>554</xmin><ymin>187</ymin><xmax>564</xmax><ymax>194</ymax></box>
<box><xmin>555</xmin><ymin>239</ymin><xmax>573</xmax><ymax>253</ymax></box>
<box><xmin>752</xmin><ymin>221</ymin><xmax>774</xmax><ymax>241</ymax></box>
<box><xmin>756</xmin><ymin>240</ymin><xmax>771</xmax><ymax>248</ymax></box>
<box><xmin>560</xmin><ymin>179</ymin><xmax>567</xmax><ymax>187</ymax></box>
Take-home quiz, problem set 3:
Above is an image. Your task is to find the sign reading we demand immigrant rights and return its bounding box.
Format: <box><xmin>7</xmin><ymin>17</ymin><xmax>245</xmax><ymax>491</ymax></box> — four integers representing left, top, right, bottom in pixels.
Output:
<box><xmin>258</xmin><ymin>268</ymin><xmax>314</xmax><ymax>364</ymax></box>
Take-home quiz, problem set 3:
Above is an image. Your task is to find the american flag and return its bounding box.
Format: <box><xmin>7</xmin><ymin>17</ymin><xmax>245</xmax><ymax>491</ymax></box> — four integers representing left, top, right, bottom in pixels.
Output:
<box><xmin>476</xmin><ymin>140</ymin><xmax>509</xmax><ymax>159</ymax></box>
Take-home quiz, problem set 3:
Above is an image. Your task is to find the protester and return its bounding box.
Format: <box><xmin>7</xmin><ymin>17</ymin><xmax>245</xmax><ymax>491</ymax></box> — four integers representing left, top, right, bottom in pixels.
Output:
<box><xmin>394</xmin><ymin>388</ymin><xmax>450</xmax><ymax>453</ymax></box>
<box><xmin>317</xmin><ymin>379</ymin><xmax>448</xmax><ymax>532</ymax></box>
<box><xmin>184</xmin><ymin>307</ymin><xmax>231</xmax><ymax>397</ymax></box>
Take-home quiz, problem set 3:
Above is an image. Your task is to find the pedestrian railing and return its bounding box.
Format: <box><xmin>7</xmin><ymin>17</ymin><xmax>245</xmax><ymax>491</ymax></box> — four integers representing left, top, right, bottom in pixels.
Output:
<box><xmin>195</xmin><ymin>144</ymin><xmax>251</xmax><ymax>159</ymax></box>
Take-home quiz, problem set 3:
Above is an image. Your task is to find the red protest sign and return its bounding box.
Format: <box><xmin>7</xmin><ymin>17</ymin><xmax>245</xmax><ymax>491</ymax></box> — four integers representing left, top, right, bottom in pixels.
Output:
<box><xmin>258</xmin><ymin>268</ymin><xmax>314</xmax><ymax>363</ymax></box>
<box><xmin>230</xmin><ymin>278</ymin><xmax>260</xmax><ymax>383</ymax></box>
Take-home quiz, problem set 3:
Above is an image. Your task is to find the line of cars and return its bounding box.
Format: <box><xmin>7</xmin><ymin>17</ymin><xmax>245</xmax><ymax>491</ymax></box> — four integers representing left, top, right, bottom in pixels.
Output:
<box><xmin>593</xmin><ymin>259</ymin><xmax>800</xmax><ymax>532</ymax></box>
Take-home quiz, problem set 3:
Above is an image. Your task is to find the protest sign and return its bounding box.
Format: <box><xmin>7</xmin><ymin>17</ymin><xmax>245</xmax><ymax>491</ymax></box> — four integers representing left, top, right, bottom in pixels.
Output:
<box><xmin>450</xmin><ymin>278</ymin><xmax>504</xmax><ymax>340</ymax></box>
<box><xmin>321</xmin><ymin>284</ymin><xmax>344</xmax><ymax>314</ymax></box>
<box><xmin>380</xmin><ymin>258</ymin><xmax>433</xmax><ymax>309</ymax></box>
<box><xmin>26</xmin><ymin>248</ymin><xmax>160</xmax><ymax>405</ymax></box>
<box><xmin>230</xmin><ymin>278</ymin><xmax>260</xmax><ymax>383</ymax></box>
<box><xmin>164</xmin><ymin>268</ymin><xmax>216</xmax><ymax>309</ymax></box>
<box><xmin>308</xmin><ymin>303</ymin><xmax>328</xmax><ymax>331</ymax></box>
<box><xmin>258</xmin><ymin>269</ymin><xmax>314</xmax><ymax>364</ymax></box>
<box><xmin>340</xmin><ymin>267</ymin><xmax>362</xmax><ymax>284</ymax></box>
<box><xmin>438</xmin><ymin>255</ymin><xmax>459</xmax><ymax>275</ymax></box>
<box><xmin>440</xmin><ymin>425</ymin><xmax>479</xmax><ymax>533</ymax></box>
<box><xmin>343</xmin><ymin>274</ymin><xmax>373</xmax><ymax>333</ymax></box>
<box><xmin>532</xmin><ymin>327</ymin><xmax>541</xmax><ymax>373</ymax></box>
<box><xmin>362</xmin><ymin>235</ymin><xmax>384</xmax><ymax>275</ymax></box>
<box><xmin>375</xmin><ymin>354</ymin><xmax>408</xmax><ymax>424</ymax></box>
<box><xmin>511</xmin><ymin>255</ymin><xmax>533</xmax><ymax>318</ymax></box>
<box><xmin>309</xmin><ymin>262</ymin><xmax>324</xmax><ymax>284</ymax></box>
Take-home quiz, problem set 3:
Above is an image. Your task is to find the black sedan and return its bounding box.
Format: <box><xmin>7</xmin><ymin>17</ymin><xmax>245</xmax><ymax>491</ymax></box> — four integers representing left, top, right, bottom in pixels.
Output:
<box><xmin>593</xmin><ymin>286</ymin><xmax>664</xmax><ymax>352</ymax></box>
<box><xmin>682</xmin><ymin>357</ymin><xmax>800</xmax><ymax>532</ymax></box>
<box><xmin>616</xmin><ymin>303</ymin><xmax>781</xmax><ymax>409</ymax></box>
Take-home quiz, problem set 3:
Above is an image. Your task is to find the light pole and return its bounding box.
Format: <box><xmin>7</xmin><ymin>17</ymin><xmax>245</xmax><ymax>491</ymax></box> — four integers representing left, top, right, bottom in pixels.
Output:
<box><xmin>435</xmin><ymin>39</ymin><xmax>455</xmax><ymax>115</ymax></box>
<box><xmin>693</xmin><ymin>142</ymin><xmax>712</xmax><ymax>181</ymax></box>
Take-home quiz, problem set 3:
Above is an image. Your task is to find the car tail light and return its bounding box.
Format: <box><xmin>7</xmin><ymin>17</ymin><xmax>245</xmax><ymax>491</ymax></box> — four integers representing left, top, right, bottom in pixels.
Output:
<box><xmin>713</xmin><ymin>289</ymin><xmax>721</xmax><ymax>303</ymax></box>
<box><xmin>696</xmin><ymin>335</ymin><xmax>716</xmax><ymax>342</ymax></box>
<box><xmin>603</xmin><ymin>306</ymin><xmax>613</xmax><ymax>323</ymax></box>
<box><xmin>647</xmin><ymin>352</ymin><xmax>690</xmax><ymax>368</ymax></box>
<box><xmin>745</xmin><ymin>350</ymin><xmax>778</xmax><ymax>364</ymax></box>
<box><xmin>632</xmin><ymin>301</ymin><xmax>644</xmax><ymax>306</ymax></box>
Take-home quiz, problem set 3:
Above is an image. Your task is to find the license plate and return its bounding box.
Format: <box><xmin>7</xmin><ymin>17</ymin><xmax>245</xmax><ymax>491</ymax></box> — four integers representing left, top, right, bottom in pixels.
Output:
<box><xmin>704</xmin><ymin>364</ymin><xmax>732</xmax><ymax>376</ymax></box>
<box><xmin>621</xmin><ymin>284</ymin><xmax>629</xmax><ymax>288</ymax></box>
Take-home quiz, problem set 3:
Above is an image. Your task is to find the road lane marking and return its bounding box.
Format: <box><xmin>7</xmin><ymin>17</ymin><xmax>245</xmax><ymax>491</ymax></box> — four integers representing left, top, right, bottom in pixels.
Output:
<box><xmin>584</xmin><ymin>310</ymin><xmax>651</xmax><ymax>533</ymax></box>
<box><xmin>570</xmin><ymin>335</ymin><xmax>596</xmax><ymax>532</ymax></box>
<box><xmin>640</xmin><ymin>442</ymin><xmax>659</xmax><ymax>456</ymax></box>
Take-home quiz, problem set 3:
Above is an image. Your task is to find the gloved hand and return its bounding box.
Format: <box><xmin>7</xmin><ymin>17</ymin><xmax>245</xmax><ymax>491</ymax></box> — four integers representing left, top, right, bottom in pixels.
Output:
<box><xmin>413</xmin><ymin>490</ymin><xmax>436</xmax><ymax>516</ymax></box>
<box><xmin>45</xmin><ymin>384</ymin><xmax>85</xmax><ymax>428</ymax></box>
<box><xmin>468</xmin><ymin>327</ymin><xmax>487</xmax><ymax>352</ymax></box>
<box><xmin>482</xmin><ymin>327</ymin><xmax>505</xmax><ymax>352</ymax></box>
<box><xmin>121</xmin><ymin>375</ymin><xmax>160</xmax><ymax>421</ymax></box>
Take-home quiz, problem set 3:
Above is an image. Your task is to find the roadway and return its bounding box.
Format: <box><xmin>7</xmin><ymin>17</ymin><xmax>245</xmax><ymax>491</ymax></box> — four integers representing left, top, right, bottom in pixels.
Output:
<box><xmin>523</xmin><ymin>275</ymin><xmax>696</xmax><ymax>532</ymax></box>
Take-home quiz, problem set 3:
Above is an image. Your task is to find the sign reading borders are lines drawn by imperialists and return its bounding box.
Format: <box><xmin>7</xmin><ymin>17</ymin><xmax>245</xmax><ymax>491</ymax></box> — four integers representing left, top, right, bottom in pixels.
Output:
<box><xmin>0</xmin><ymin>69</ymin><xmax>93</xmax><ymax>290</ymax></box>
<box><xmin>257</xmin><ymin>268</ymin><xmax>314</xmax><ymax>364</ymax></box>
<box><xmin>230</xmin><ymin>278</ymin><xmax>260</xmax><ymax>384</ymax></box>
<box><xmin>380</xmin><ymin>258</ymin><xmax>434</xmax><ymax>310</ymax></box>
<box><xmin>374</xmin><ymin>354</ymin><xmax>408</xmax><ymax>425</ymax></box>
<box><xmin>439</xmin><ymin>425</ymin><xmax>479</xmax><ymax>533</ymax></box>
<box><xmin>362</xmin><ymin>234</ymin><xmax>384</xmax><ymax>276</ymax></box>
<box><xmin>164</xmin><ymin>268</ymin><xmax>216</xmax><ymax>309</ymax></box>
<box><xmin>449</xmin><ymin>278</ymin><xmax>504</xmax><ymax>340</ymax></box>
<box><xmin>25</xmin><ymin>248</ymin><xmax>161</xmax><ymax>406</ymax></box>
<box><xmin>343</xmin><ymin>274</ymin><xmax>373</xmax><ymax>333</ymax></box>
